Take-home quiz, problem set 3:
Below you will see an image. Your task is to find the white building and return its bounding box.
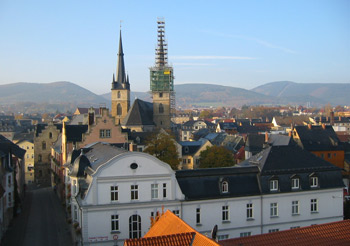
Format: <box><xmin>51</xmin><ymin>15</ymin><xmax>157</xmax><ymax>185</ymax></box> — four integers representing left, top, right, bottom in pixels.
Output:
<box><xmin>65</xmin><ymin>142</ymin><xmax>344</xmax><ymax>245</ymax></box>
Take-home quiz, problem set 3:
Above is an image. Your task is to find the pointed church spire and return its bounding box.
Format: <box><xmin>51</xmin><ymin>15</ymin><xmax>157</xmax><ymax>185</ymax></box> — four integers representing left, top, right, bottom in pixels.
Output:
<box><xmin>116</xmin><ymin>30</ymin><xmax>126</xmax><ymax>84</ymax></box>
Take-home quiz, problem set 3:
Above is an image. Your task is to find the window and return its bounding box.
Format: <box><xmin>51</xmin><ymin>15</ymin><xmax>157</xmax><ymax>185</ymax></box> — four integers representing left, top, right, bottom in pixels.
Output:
<box><xmin>188</xmin><ymin>159</ymin><xmax>191</xmax><ymax>164</ymax></box>
<box><xmin>270</xmin><ymin>203</ymin><xmax>278</xmax><ymax>217</ymax></box>
<box><xmin>268</xmin><ymin>229</ymin><xmax>279</xmax><ymax>233</ymax></box>
<box><xmin>291</xmin><ymin>226</ymin><xmax>300</xmax><ymax>229</ymax></box>
<box><xmin>222</xmin><ymin>205</ymin><xmax>229</xmax><ymax>222</ymax></box>
<box><xmin>172</xmin><ymin>210</ymin><xmax>180</xmax><ymax>217</ymax></box>
<box><xmin>270</xmin><ymin>179</ymin><xmax>278</xmax><ymax>191</ymax></box>
<box><xmin>159</xmin><ymin>103</ymin><xmax>164</xmax><ymax>114</ymax></box>
<box><xmin>129</xmin><ymin>215</ymin><xmax>141</xmax><ymax>239</ymax></box>
<box><xmin>111</xmin><ymin>186</ymin><xmax>118</xmax><ymax>201</ymax></box>
<box><xmin>38</xmin><ymin>154</ymin><xmax>42</xmax><ymax>162</ymax></box>
<box><xmin>131</xmin><ymin>185</ymin><xmax>138</xmax><ymax>200</ymax></box>
<box><xmin>49</xmin><ymin>132</ymin><xmax>52</xmax><ymax>139</ymax></box>
<box><xmin>217</xmin><ymin>235</ymin><xmax>229</xmax><ymax>240</ymax></box>
<box><xmin>117</xmin><ymin>91</ymin><xmax>121</xmax><ymax>98</ymax></box>
<box><xmin>8</xmin><ymin>192</ymin><xmax>12</xmax><ymax>206</ymax></box>
<box><xmin>310</xmin><ymin>176</ymin><xmax>318</xmax><ymax>188</ymax></box>
<box><xmin>183</xmin><ymin>159</ymin><xmax>186</xmax><ymax>164</ymax></box>
<box><xmin>151</xmin><ymin>184</ymin><xmax>158</xmax><ymax>199</ymax></box>
<box><xmin>196</xmin><ymin>208</ymin><xmax>201</xmax><ymax>224</ymax></box>
<box><xmin>159</xmin><ymin>92</ymin><xmax>163</xmax><ymax>98</ymax></box>
<box><xmin>117</xmin><ymin>103</ymin><xmax>122</xmax><ymax>116</ymax></box>
<box><xmin>73</xmin><ymin>205</ymin><xmax>78</xmax><ymax>221</ymax></box>
<box><xmin>292</xmin><ymin>201</ymin><xmax>299</xmax><ymax>215</ymax></box>
<box><xmin>8</xmin><ymin>175</ymin><xmax>11</xmax><ymax>186</ymax></box>
<box><xmin>240</xmin><ymin>232</ymin><xmax>251</xmax><ymax>237</ymax></box>
<box><xmin>163</xmin><ymin>183</ymin><xmax>167</xmax><ymax>198</ymax></box>
<box><xmin>73</xmin><ymin>180</ymin><xmax>77</xmax><ymax>195</ymax></box>
<box><xmin>42</xmin><ymin>141</ymin><xmax>46</xmax><ymax>150</ymax></box>
<box><xmin>311</xmin><ymin>199</ymin><xmax>318</xmax><ymax>212</ymax></box>
<box><xmin>327</xmin><ymin>153</ymin><xmax>331</xmax><ymax>159</ymax></box>
<box><xmin>247</xmin><ymin>203</ymin><xmax>253</xmax><ymax>219</ymax></box>
<box><xmin>106</xmin><ymin>129</ymin><xmax>111</xmax><ymax>138</ymax></box>
<box><xmin>222</xmin><ymin>181</ymin><xmax>229</xmax><ymax>193</ymax></box>
<box><xmin>291</xmin><ymin>178</ymin><xmax>300</xmax><ymax>189</ymax></box>
<box><xmin>100</xmin><ymin>129</ymin><xmax>105</xmax><ymax>138</ymax></box>
<box><xmin>111</xmin><ymin>214</ymin><xmax>119</xmax><ymax>231</ymax></box>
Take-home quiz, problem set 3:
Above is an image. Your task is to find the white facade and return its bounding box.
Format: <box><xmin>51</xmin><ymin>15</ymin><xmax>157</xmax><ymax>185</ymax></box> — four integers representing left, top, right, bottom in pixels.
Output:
<box><xmin>67</xmin><ymin>146</ymin><xmax>344</xmax><ymax>245</ymax></box>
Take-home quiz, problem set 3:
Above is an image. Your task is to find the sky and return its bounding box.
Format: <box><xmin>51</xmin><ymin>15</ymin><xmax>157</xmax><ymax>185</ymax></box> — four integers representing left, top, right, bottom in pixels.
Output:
<box><xmin>0</xmin><ymin>0</ymin><xmax>349</xmax><ymax>95</ymax></box>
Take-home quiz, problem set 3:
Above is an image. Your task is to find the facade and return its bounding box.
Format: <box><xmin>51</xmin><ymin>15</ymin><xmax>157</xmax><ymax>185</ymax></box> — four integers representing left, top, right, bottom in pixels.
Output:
<box><xmin>179</xmin><ymin>139</ymin><xmax>212</xmax><ymax>169</ymax></box>
<box><xmin>0</xmin><ymin>135</ymin><xmax>25</xmax><ymax>240</ymax></box>
<box><xmin>15</xmin><ymin>139</ymin><xmax>34</xmax><ymax>184</ymax></box>
<box><xmin>181</xmin><ymin>120</ymin><xmax>216</xmax><ymax>141</ymax></box>
<box><xmin>65</xmin><ymin>143</ymin><xmax>344</xmax><ymax>245</ymax></box>
<box><xmin>34</xmin><ymin>122</ymin><xmax>62</xmax><ymax>187</ymax></box>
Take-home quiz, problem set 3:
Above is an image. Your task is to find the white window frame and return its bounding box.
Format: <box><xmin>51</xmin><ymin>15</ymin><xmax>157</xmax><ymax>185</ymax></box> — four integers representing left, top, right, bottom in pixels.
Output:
<box><xmin>240</xmin><ymin>232</ymin><xmax>251</xmax><ymax>237</ymax></box>
<box><xmin>311</xmin><ymin>198</ymin><xmax>318</xmax><ymax>212</ymax></box>
<box><xmin>222</xmin><ymin>181</ymin><xmax>229</xmax><ymax>193</ymax></box>
<box><xmin>246</xmin><ymin>203</ymin><xmax>253</xmax><ymax>219</ymax></box>
<box><xmin>268</xmin><ymin>229</ymin><xmax>279</xmax><ymax>233</ymax></box>
<box><xmin>310</xmin><ymin>177</ymin><xmax>318</xmax><ymax>188</ymax></box>
<box><xmin>163</xmin><ymin>183</ymin><xmax>167</xmax><ymax>198</ymax></box>
<box><xmin>270</xmin><ymin>179</ymin><xmax>278</xmax><ymax>191</ymax></box>
<box><xmin>196</xmin><ymin>208</ymin><xmax>201</xmax><ymax>224</ymax></box>
<box><xmin>172</xmin><ymin>210</ymin><xmax>180</xmax><ymax>217</ymax></box>
<box><xmin>99</xmin><ymin>129</ymin><xmax>105</xmax><ymax>138</ymax></box>
<box><xmin>131</xmin><ymin>185</ymin><xmax>138</xmax><ymax>200</ymax></box>
<box><xmin>111</xmin><ymin>186</ymin><xmax>118</xmax><ymax>201</ymax></box>
<box><xmin>222</xmin><ymin>205</ymin><xmax>229</xmax><ymax>222</ymax></box>
<box><xmin>270</xmin><ymin>202</ymin><xmax>278</xmax><ymax>217</ymax></box>
<box><xmin>292</xmin><ymin>200</ymin><xmax>299</xmax><ymax>215</ymax></box>
<box><xmin>106</xmin><ymin>129</ymin><xmax>111</xmax><ymax>138</ymax></box>
<box><xmin>291</xmin><ymin>178</ymin><xmax>300</xmax><ymax>189</ymax></box>
<box><xmin>111</xmin><ymin>214</ymin><xmax>119</xmax><ymax>232</ymax></box>
<box><xmin>151</xmin><ymin>184</ymin><xmax>158</xmax><ymax>199</ymax></box>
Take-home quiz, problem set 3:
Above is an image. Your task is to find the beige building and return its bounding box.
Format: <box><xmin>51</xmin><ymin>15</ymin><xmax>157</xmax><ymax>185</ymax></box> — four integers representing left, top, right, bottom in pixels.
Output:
<box><xmin>16</xmin><ymin>140</ymin><xmax>34</xmax><ymax>184</ymax></box>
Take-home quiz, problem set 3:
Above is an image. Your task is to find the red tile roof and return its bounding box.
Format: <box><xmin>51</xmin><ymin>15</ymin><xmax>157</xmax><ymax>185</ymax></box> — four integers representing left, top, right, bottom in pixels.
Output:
<box><xmin>219</xmin><ymin>220</ymin><xmax>350</xmax><ymax>246</ymax></box>
<box><xmin>124</xmin><ymin>232</ymin><xmax>195</xmax><ymax>246</ymax></box>
<box><xmin>145</xmin><ymin>210</ymin><xmax>219</xmax><ymax>246</ymax></box>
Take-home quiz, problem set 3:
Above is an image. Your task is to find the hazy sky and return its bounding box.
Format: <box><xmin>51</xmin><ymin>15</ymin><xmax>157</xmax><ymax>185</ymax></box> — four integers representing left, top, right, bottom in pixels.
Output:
<box><xmin>0</xmin><ymin>0</ymin><xmax>349</xmax><ymax>94</ymax></box>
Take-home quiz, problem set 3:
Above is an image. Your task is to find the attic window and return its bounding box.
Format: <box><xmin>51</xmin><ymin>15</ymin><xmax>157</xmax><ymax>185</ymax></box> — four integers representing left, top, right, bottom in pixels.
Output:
<box><xmin>269</xmin><ymin>179</ymin><xmax>279</xmax><ymax>192</ymax></box>
<box><xmin>222</xmin><ymin>181</ymin><xmax>229</xmax><ymax>193</ymax></box>
<box><xmin>130</xmin><ymin>163</ymin><xmax>138</xmax><ymax>170</ymax></box>
<box><xmin>310</xmin><ymin>175</ymin><xmax>319</xmax><ymax>188</ymax></box>
<box><xmin>184</xmin><ymin>147</ymin><xmax>189</xmax><ymax>153</ymax></box>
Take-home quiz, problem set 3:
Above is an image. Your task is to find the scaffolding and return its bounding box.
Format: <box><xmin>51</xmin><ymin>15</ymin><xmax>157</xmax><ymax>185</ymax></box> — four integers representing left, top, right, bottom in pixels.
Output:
<box><xmin>150</xmin><ymin>18</ymin><xmax>175</xmax><ymax>117</ymax></box>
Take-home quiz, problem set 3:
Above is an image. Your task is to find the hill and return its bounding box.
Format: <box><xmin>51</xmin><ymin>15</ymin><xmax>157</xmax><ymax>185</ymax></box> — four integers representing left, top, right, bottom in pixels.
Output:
<box><xmin>252</xmin><ymin>81</ymin><xmax>350</xmax><ymax>106</ymax></box>
<box><xmin>0</xmin><ymin>82</ymin><xmax>109</xmax><ymax>113</ymax></box>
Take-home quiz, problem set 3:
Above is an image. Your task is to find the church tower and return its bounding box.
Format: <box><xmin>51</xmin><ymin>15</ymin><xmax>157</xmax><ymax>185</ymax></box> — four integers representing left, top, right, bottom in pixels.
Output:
<box><xmin>150</xmin><ymin>18</ymin><xmax>174</xmax><ymax>129</ymax></box>
<box><xmin>111</xmin><ymin>30</ymin><xmax>130</xmax><ymax>124</ymax></box>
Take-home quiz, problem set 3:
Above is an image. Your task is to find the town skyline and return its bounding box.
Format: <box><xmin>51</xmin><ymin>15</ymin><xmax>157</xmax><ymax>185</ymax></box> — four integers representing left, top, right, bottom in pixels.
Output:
<box><xmin>1</xmin><ymin>0</ymin><xmax>349</xmax><ymax>94</ymax></box>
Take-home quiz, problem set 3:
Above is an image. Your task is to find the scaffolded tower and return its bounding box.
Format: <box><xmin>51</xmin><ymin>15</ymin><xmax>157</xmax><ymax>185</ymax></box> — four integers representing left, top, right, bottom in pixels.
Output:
<box><xmin>150</xmin><ymin>18</ymin><xmax>175</xmax><ymax>129</ymax></box>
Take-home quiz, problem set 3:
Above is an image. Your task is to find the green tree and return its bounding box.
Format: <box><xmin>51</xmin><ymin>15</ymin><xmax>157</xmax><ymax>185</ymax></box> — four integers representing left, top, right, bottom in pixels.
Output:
<box><xmin>199</xmin><ymin>145</ymin><xmax>234</xmax><ymax>168</ymax></box>
<box><xmin>144</xmin><ymin>132</ymin><xmax>181</xmax><ymax>170</ymax></box>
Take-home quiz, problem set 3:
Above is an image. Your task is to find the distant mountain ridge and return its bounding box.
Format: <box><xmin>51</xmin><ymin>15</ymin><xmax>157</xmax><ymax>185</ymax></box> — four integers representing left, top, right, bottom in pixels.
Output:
<box><xmin>0</xmin><ymin>81</ymin><xmax>349</xmax><ymax>113</ymax></box>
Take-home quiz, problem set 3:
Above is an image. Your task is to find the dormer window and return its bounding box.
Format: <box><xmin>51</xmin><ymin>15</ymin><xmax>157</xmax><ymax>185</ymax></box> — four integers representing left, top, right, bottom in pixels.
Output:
<box><xmin>222</xmin><ymin>181</ymin><xmax>229</xmax><ymax>193</ymax></box>
<box><xmin>310</xmin><ymin>176</ymin><xmax>318</xmax><ymax>188</ymax></box>
<box><xmin>291</xmin><ymin>176</ymin><xmax>300</xmax><ymax>190</ymax></box>
<box><xmin>270</xmin><ymin>179</ymin><xmax>279</xmax><ymax>191</ymax></box>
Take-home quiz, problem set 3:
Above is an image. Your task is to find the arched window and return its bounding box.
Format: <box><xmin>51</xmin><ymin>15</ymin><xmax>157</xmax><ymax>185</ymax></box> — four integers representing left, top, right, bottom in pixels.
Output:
<box><xmin>38</xmin><ymin>154</ymin><xmax>42</xmax><ymax>162</ymax></box>
<box><xmin>222</xmin><ymin>181</ymin><xmax>229</xmax><ymax>193</ymax></box>
<box><xmin>117</xmin><ymin>104</ymin><xmax>122</xmax><ymax>116</ymax></box>
<box><xmin>42</xmin><ymin>141</ymin><xmax>46</xmax><ymax>150</ymax></box>
<box><xmin>117</xmin><ymin>91</ymin><xmax>121</xmax><ymax>98</ymax></box>
<box><xmin>129</xmin><ymin>215</ymin><xmax>141</xmax><ymax>239</ymax></box>
<box><xmin>49</xmin><ymin>132</ymin><xmax>52</xmax><ymax>139</ymax></box>
<box><xmin>159</xmin><ymin>103</ymin><xmax>164</xmax><ymax>114</ymax></box>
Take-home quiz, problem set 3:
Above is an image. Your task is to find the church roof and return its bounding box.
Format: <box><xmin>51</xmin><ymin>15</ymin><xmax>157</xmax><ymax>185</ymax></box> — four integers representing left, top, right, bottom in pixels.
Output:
<box><xmin>122</xmin><ymin>99</ymin><xmax>154</xmax><ymax>126</ymax></box>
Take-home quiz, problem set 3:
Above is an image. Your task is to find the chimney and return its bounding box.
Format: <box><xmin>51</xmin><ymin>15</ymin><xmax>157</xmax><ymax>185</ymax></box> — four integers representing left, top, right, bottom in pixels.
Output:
<box><xmin>308</xmin><ymin>124</ymin><xmax>312</xmax><ymax>130</ymax></box>
<box><xmin>288</xmin><ymin>130</ymin><xmax>292</xmax><ymax>137</ymax></box>
<box><xmin>88</xmin><ymin>107</ymin><xmax>95</xmax><ymax>126</ymax></box>
<box><xmin>265</xmin><ymin>131</ymin><xmax>269</xmax><ymax>143</ymax></box>
<box><xmin>322</xmin><ymin>123</ymin><xmax>326</xmax><ymax>130</ymax></box>
<box><xmin>330</xmin><ymin>111</ymin><xmax>335</xmax><ymax>126</ymax></box>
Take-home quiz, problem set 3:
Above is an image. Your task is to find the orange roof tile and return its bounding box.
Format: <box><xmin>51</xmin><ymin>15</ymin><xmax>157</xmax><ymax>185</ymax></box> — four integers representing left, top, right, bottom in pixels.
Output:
<box><xmin>219</xmin><ymin>220</ymin><xmax>350</xmax><ymax>246</ymax></box>
<box><xmin>145</xmin><ymin>210</ymin><xmax>220</xmax><ymax>246</ymax></box>
<box><xmin>124</xmin><ymin>232</ymin><xmax>195</xmax><ymax>246</ymax></box>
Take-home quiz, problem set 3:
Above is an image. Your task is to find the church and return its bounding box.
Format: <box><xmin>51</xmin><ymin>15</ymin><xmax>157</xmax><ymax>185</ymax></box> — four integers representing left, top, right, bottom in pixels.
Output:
<box><xmin>111</xmin><ymin>19</ymin><xmax>175</xmax><ymax>132</ymax></box>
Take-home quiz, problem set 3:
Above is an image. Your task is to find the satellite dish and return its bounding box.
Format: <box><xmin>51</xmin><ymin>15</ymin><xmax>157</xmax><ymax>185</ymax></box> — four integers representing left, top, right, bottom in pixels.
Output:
<box><xmin>211</xmin><ymin>224</ymin><xmax>218</xmax><ymax>240</ymax></box>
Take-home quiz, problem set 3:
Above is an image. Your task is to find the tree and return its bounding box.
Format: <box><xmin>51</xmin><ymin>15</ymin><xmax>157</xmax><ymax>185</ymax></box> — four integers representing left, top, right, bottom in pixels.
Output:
<box><xmin>199</xmin><ymin>145</ymin><xmax>234</xmax><ymax>168</ymax></box>
<box><xmin>144</xmin><ymin>131</ymin><xmax>181</xmax><ymax>170</ymax></box>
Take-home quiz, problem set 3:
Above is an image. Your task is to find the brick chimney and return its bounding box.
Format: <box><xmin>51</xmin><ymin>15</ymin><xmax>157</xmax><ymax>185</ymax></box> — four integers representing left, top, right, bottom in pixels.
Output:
<box><xmin>322</xmin><ymin>123</ymin><xmax>326</xmax><ymax>130</ymax></box>
<box><xmin>330</xmin><ymin>111</ymin><xmax>335</xmax><ymax>126</ymax></box>
<box><xmin>265</xmin><ymin>131</ymin><xmax>269</xmax><ymax>143</ymax></box>
<box><xmin>308</xmin><ymin>124</ymin><xmax>312</xmax><ymax>130</ymax></box>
